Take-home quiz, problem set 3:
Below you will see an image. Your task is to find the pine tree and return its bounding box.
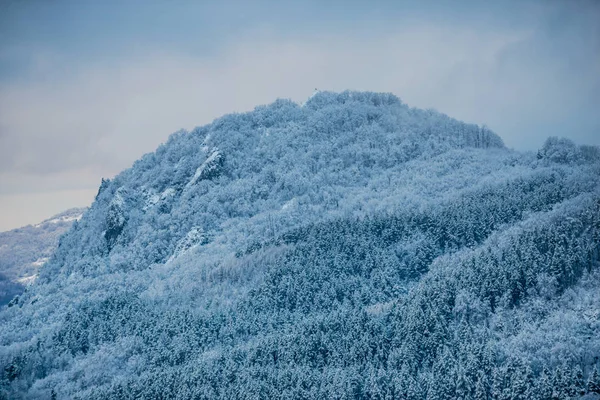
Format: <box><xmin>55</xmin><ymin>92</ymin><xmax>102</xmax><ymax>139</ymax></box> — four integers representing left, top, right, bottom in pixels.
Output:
<box><xmin>455</xmin><ymin>367</ymin><xmax>472</xmax><ymax>400</ymax></box>
<box><xmin>474</xmin><ymin>373</ymin><xmax>488</xmax><ymax>400</ymax></box>
<box><xmin>491</xmin><ymin>366</ymin><xmax>506</xmax><ymax>400</ymax></box>
<box><xmin>588</xmin><ymin>365</ymin><xmax>600</xmax><ymax>394</ymax></box>
<box><xmin>572</xmin><ymin>365</ymin><xmax>585</xmax><ymax>397</ymax></box>
<box><xmin>536</xmin><ymin>367</ymin><xmax>552</xmax><ymax>400</ymax></box>
<box><xmin>508</xmin><ymin>359</ymin><xmax>529</xmax><ymax>400</ymax></box>
<box><xmin>551</xmin><ymin>366</ymin><xmax>566</xmax><ymax>400</ymax></box>
<box><xmin>562</xmin><ymin>365</ymin><xmax>577</xmax><ymax>398</ymax></box>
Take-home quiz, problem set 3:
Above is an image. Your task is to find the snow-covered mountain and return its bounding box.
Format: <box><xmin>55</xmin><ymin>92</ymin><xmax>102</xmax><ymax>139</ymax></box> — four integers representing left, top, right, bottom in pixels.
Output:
<box><xmin>0</xmin><ymin>208</ymin><xmax>86</xmax><ymax>304</ymax></box>
<box><xmin>1</xmin><ymin>92</ymin><xmax>599</xmax><ymax>399</ymax></box>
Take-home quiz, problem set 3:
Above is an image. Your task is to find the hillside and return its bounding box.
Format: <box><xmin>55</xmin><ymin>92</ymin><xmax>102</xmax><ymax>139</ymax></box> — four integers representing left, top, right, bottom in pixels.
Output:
<box><xmin>1</xmin><ymin>91</ymin><xmax>599</xmax><ymax>399</ymax></box>
<box><xmin>0</xmin><ymin>208</ymin><xmax>86</xmax><ymax>305</ymax></box>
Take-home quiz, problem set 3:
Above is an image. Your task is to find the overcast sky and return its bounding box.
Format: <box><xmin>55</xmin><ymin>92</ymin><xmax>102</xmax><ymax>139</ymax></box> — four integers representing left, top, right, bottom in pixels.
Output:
<box><xmin>0</xmin><ymin>0</ymin><xmax>599</xmax><ymax>231</ymax></box>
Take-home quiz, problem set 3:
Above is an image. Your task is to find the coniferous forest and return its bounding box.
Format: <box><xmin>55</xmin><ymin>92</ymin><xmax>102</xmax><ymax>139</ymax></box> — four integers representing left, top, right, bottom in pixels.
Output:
<box><xmin>1</xmin><ymin>91</ymin><xmax>599</xmax><ymax>399</ymax></box>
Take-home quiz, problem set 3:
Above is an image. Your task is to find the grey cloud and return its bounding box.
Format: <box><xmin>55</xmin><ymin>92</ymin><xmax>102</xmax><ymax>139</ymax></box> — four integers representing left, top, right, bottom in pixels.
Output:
<box><xmin>0</xmin><ymin>12</ymin><xmax>598</xmax><ymax>197</ymax></box>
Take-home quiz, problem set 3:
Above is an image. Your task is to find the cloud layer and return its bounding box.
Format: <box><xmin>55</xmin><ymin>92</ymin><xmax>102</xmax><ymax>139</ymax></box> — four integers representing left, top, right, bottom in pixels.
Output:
<box><xmin>0</xmin><ymin>1</ymin><xmax>598</xmax><ymax>230</ymax></box>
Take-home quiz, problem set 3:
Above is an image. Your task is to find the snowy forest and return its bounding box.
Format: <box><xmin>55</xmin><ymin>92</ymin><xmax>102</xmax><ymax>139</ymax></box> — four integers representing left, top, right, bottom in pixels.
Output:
<box><xmin>1</xmin><ymin>91</ymin><xmax>599</xmax><ymax>399</ymax></box>
<box><xmin>0</xmin><ymin>208</ymin><xmax>86</xmax><ymax>305</ymax></box>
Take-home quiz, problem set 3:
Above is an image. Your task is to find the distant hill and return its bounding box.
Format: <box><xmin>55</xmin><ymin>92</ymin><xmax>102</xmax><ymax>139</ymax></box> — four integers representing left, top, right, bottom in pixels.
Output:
<box><xmin>1</xmin><ymin>92</ymin><xmax>599</xmax><ymax>399</ymax></box>
<box><xmin>0</xmin><ymin>207</ymin><xmax>86</xmax><ymax>304</ymax></box>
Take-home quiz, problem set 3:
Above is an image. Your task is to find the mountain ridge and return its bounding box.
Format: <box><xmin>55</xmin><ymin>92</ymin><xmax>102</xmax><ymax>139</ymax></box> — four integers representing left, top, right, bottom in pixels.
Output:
<box><xmin>0</xmin><ymin>207</ymin><xmax>86</xmax><ymax>305</ymax></box>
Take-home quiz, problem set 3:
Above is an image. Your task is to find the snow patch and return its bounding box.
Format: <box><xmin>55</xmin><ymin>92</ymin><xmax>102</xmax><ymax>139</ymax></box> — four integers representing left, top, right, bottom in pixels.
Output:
<box><xmin>17</xmin><ymin>275</ymin><xmax>38</xmax><ymax>286</ymax></box>
<box><xmin>31</xmin><ymin>257</ymin><xmax>49</xmax><ymax>267</ymax></box>
<box><xmin>112</xmin><ymin>188</ymin><xmax>125</xmax><ymax>208</ymax></box>
<box><xmin>201</xmin><ymin>134</ymin><xmax>212</xmax><ymax>152</ymax></box>
<box><xmin>143</xmin><ymin>188</ymin><xmax>176</xmax><ymax>210</ymax></box>
<box><xmin>143</xmin><ymin>192</ymin><xmax>161</xmax><ymax>210</ymax></box>
<box><xmin>365</xmin><ymin>300</ymin><xmax>395</xmax><ymax>315</ymax></box>
<box><xmin>167</xmin><ymin>227</ymin><xmax>209</xmax><ymax>263</ymax></box>
<box><xmin>281</xmin><ymin>198</ymin><xmax>297</xmax><ymax>211</ymax></box>
<box><xmin>34</xmin><ymin>214</ymin><xmax>83</xmax><ymax>228</ymax></box>
<box><xmin>185</xmin><ymin>149</ymin><xmax>222</xmax><ymax>188</ymax></box>
<box><xmin>161</xmin><ymin>188</ymin><xmax>176</xmax><ymax>199</ymax></box>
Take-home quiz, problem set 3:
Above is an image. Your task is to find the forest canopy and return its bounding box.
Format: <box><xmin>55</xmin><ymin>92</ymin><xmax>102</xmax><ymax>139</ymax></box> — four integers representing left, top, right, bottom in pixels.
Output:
<box><xmin>1</xmin><ymin>91</ymin><xmax>599</xmax><ymax>399</ymax></box>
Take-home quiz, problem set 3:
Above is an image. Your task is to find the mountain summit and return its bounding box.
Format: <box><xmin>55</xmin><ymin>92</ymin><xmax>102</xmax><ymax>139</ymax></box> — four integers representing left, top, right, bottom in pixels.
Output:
<box><xmin>1</xmin><ymin>91</ymin><xmax>599</xmax><ymax>399</ymax></box>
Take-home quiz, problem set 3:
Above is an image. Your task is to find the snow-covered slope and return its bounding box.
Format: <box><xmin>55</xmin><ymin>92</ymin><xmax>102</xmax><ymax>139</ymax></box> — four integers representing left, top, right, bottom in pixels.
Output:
<box><xmin>0</xmin><ymin>208</ymin><xmax>86</xmax><ymax>303</ymax></box>
<box><xmin>1</xmin><ymin>92</ymin><xmax>599</xmax><ymax>399</ymax></box>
